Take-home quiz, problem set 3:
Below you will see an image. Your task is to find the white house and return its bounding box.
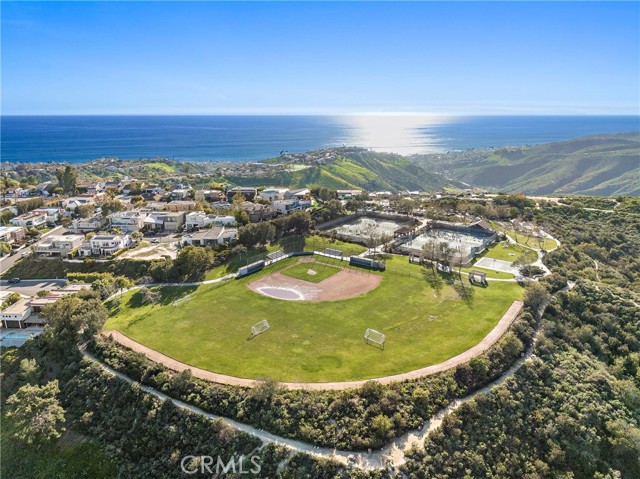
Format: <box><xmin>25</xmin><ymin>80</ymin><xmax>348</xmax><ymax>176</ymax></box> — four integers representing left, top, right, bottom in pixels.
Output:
<box><xmin>185</xmin><ymin>212</ymin><xmax>235</xmax><ymax>230</ymax></box>
<box><xmin>9</xmin><ymin>211</ymin><xmax>47</xmax><ymax>229</ymax></box>
<box><xmin>1</xmin><ymin>299</ymin><xmax>33</xmax><ymax>329</ymax></box>
<box><xmin>181</xmin><ymin>226</ymin><xmax>237</xmax><ymax>247</ymax></box>
<box><xmin>259</xmin><ymin>188</ymin><xmax>289</xmax><ymax>202</ymax></box>
<box><xmin>272</xmin><ymin>199</ymin><xmax>313</xmax><ymax>215</ymax></box>
<box><xmin>108</xmin><ymin>211</ymin><xmax>148</xmax><ymax>232</ymax></box>
<box><xmin>35</xmin><ymin>234</ymin><xmax>85</xmax><ymax>256</ymax></box>
<box><xmin>285</xmin><ymin>188</ymin><xmax>311</xmax><ymax>200</ymax></box>
<box><xmin>0</xmin><ymin>226</ymin><xmax>26</xmax><ymax>245</ymax></box>
<box><xmin>32</xmin><ymin>207</ymin><xmax>62</xmax><ymax>224</ymax></box>
<box><xmin>79</xmin><ymin>234</ymin><xmax>131</xmax><ymax>256</ymax></box>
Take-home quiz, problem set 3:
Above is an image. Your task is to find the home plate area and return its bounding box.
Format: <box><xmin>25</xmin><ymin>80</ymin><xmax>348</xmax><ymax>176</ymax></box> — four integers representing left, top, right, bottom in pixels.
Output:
<box><xmin>247</xmin><ymin>261</ymin><xmax>382</xmax><ymax>302</ymax></box>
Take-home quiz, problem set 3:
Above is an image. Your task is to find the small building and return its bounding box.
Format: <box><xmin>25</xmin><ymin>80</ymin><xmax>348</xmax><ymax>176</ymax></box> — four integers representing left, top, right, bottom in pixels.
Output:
<box><xmin>185</xmin><ymin>212</ymin><xmax>235</xmax><ymax>230</ymax></box>
<box><xmin>181</xmin><ymin>226</ymin><xmax>238</xmax><ymax>247</ymax></box>
<box><xmin>168</xmin><ymin>189</ymin><xmax>190</xmax><ymax>200</ymax></box>
<box><xmin>9</xmin><ymin>211</ymin><xmax>47</xmax><ymax>229</ymax></box>
<box><xmin>210</xmin><ymin>201</ymin><xmax>233</xmax><ymax>211</ymax></box>
<box><xmin>337</xmin><ymin>189</ymin><xmax>363</xmax><ymax>199</ymax></box>
<box><xmin>35</xmin><ymin>234</ymin><xmax>85</xmax><ymax>256</ymax></box>
<box><xmin>32</xmin><ymin>207</ymin><xmax>62</xmax><ymax>225</ymax></box>
<box><xmin>468</xmin><ymin>270</ymin><xmax>488</xmax><ymax>284</ymax></box>
<box><xmin>1</xmin><ymin>299</ymin><xmax>33</xmax><ymax>329</ymax></box>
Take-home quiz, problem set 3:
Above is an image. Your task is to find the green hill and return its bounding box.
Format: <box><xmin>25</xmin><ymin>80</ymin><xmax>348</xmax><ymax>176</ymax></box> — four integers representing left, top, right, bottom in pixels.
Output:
<box><xmin>412</xmin><ymin>133</ymin><xmax>640</xmax><ymax>196</ymax></box>
<box><xmin>226</xmin><ymin>150</ymin><xmax>452</xmax><ymax>191</ymax></box>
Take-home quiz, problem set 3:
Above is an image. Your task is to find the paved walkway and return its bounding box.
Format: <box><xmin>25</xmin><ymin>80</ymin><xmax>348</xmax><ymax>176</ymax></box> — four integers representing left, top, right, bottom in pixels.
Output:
<box><xmin>106</xmin><ymin>300</ymin><xmax>523</xmax><ymax>391</ymax></box>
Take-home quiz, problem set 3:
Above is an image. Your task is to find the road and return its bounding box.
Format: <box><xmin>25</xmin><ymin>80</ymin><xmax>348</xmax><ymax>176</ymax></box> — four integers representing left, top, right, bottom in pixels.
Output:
<box><xmin>0</xmin><ymin>225</ymin><xmax>67</xmax><ymax>274</ymax></box>
<box><xmin>0</xmin><ymin>279</ymin><xmax>68</xmax><ymax>296</ymax></box>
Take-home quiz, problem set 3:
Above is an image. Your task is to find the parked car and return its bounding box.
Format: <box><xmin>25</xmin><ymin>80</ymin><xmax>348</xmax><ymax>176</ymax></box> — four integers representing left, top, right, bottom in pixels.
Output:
<box><xmin>151</xmin><ymin>238</ymin><xmax>160</xmax><ymax>244</ymax></box>
<box><xmin>7</xmin><ymin>277</ymin><xmax>21</xmax><ymax>284</ymax></box>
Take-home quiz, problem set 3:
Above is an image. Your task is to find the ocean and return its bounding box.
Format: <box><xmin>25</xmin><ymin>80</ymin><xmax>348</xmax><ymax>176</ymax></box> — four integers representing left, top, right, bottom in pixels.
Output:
<box><xmin>1</xmin><ymin>115</ymin><xmax>638</xmax><ymax>164</ymax></box>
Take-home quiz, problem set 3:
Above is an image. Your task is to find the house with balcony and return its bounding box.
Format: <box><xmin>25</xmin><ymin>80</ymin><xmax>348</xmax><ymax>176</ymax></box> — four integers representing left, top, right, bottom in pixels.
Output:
<box><xmin>70</xmin><ymin>214</ymin><xmax>107</xmax><ymax>234</ymax></box>
<box><xmin>1</xmin><ymin>299</ymin><xmax>33</xmax><ymax>329</ymax></box>
<box><xmin>79</xmin><ymin>234</ymin><xmax>131</xmax><ymax>257</ymax></box>
<box><xmin>185</xmin><ymin>212</ymin><xmax>235</xmax><ymax>230</ymax></box>
<box><xmin>108</xmin><ymin>211</ymin><xmax>148</xmax><ymax>232</ymax></box>
<box><xmin>9</xmin><ymin>211</ymin><xmax>47</xmax><ymax>229</ymax></box>
<box><xmin>35</xmin><ymin>234</ymin><xmax>85</xmax><ymax>257</ymax></box>
<box><xmin>272</xmin><ymin>199</ymin><xmax>313</xmax><ymax>216</ymax></box>
<box><xmin>32</xmin><ymin>207</ymin><xmax>62</xmax><ymax>225</ymax></box>
<box><xmin>144</xmin><ymin>211</ymin><xmax>185</xmax><ymax>232</ymax></box>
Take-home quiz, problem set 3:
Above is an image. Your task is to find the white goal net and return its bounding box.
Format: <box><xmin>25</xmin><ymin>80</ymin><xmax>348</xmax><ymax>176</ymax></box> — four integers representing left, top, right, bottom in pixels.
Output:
<box><xmin>364</xmin><ymin>328</ymin><xmax>385</xmax><ymax>348</ymax></box>
<box><xmin>251</xmin><ymin>319</ymin><xmax>270</xmax><ymax>336</ymax></box>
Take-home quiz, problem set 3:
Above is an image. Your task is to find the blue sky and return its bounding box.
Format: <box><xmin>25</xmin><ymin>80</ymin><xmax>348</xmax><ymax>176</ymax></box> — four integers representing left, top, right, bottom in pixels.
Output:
<box><xmin>2</xmin><ymin>1</ymin><xmax>639</xmax><ymax>115</ymax></box>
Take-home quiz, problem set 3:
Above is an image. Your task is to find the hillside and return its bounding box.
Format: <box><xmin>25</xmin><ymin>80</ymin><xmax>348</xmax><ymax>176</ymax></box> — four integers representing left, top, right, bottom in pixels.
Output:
<box><xmin>411</xmin><ymin>132</ymin><xmax>640</xmax><ymax>196</ymax></box>
<box><xmin>226</xmin><ymin>150</ymin><xmax>453</xmax><ymax>191</ymax></box>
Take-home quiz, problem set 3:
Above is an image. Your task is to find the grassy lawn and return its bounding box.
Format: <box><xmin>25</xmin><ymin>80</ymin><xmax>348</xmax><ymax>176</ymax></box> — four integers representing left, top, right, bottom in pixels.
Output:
<box><xmin>1</xmin><ymin>416</ymin><xmax>117</xmax><ymax>478</ymax></box>
<box><xmin>489</xmin><ymin>221</ymin><xmax>558</xmax><ymax>250</ymax></box>
<box><xmin>106</xmin><ymin>256</ymin><xmax>522</xmax><ymax>382</ymax></box>
<box><xmin>482</xmin><ymin>241</ymin><xmax>537</xmax><ymax>263</ymax></box>
<box><xmin>204</xmin><ymin>235</ymin><xmax>366</xmax><ymax>280</ymax></box>
<box><xmin>280</xmin><ymin>260</ymin><xmax>341</xmax><ymax>283</ymax></box>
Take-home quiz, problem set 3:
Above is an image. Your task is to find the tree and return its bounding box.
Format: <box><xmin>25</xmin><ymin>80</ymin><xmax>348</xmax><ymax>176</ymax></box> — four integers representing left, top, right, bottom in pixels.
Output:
<box><xmin>131</xmin><ymin>231</ymin><xmax>143</xmax><ymax>242</ymax></box>
<box><xmin>1</xmin><ymin>292</ymin><xmax>22</xmax><ymax>310</ymax></box>
<box><xmin>0</xmin><ymin>241</ymin><xmax>11</xmax><ymax>255</ymax></box>
<box><xmin>238</xmin><ymin>222</ymin><xmax>276</xmax><ymax>248</ymax></box>
<box><xmin>234</xmin><ymin>209</ymin><xmax>250</xmax><ymax>226</ymax></box>
<box><xmin>41</xmin><ymin>294</ymin><xmax>108</xmax><ymax>343</ymax></box>
<box><xmin>172</xmin><ymin>245</ymin><xmax>213</xmax><ymax>279</ymax></box>
<box><xmin>54</xmin><ymin>165</ymin><xmax>77</xmax><ymax>194</ymax></box>
<box><xmin>19</xmin><ymin>358</ymin><xmax>42</xmax><ymax>384</ymax></box>
<box><xmin>523</xmin><ymin>282</ymin><xmax>551</xmax><ymax>313</ymax></box>
<box><xmin>76</xmin><ymin>204</ymin><xmax>95</xmax><ymax>218</ymax></box>
<box><xmin>6</xmin><ymin>380</ymin><xmax>66</xmax><ymax>444</ymax></box>
<box><xmin>36</xmin><ymin>290</ymin><xmax>51</xmax><ymax>298</ymax></box>
<box><xmin>139</xmin><ymin>287</ymin><xmax>161</xmax><ymax>305</ymax></box>
<box><xmin>101</xmin><ymin>200</ymin><xmax>125</xmax><ymax>217</ymax></box>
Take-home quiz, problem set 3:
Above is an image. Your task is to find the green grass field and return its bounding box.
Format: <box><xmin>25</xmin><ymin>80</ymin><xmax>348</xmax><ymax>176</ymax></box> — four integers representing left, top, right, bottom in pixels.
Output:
<box><xmin>106</xmin><ymin>256</ymin><xmax>523</xmax><ymax>382</ymax></box>
<box><xmin>482</xmin><ymin>242</ymin><xmax>538</xmax><ymax>263</ymax></box>
<box><xmin>280</xmin><ymin>260</ymin><xmax>341</xmax><ymax>283</ymax></box>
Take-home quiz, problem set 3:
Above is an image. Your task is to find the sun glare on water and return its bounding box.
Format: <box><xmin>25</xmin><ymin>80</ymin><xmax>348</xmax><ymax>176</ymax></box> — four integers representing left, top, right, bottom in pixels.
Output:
<box><xmin>333</xmin><ymin>114</ymin><xmax>458</xmax><ymax>155</ymax></box>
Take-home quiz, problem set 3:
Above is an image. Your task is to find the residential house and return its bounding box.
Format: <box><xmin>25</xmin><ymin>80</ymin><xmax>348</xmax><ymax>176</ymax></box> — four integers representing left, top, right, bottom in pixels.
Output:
<box><xmin>194</xmin><ymin>189</ymin><xmax>224</xmax><ymax>202</ymax></box>
<box><xmin>285</xmin><ymin>188</ymin><xmax>311</xmax><ymax>200</ymax></box>
<box><xmin>0</xmin><ymin>226</ymin><xmax>25</xmax><ymax>245</ymax></box>
<box><xmin>108</xmin><ymin>211</ymin><xmax>148</xmax><ymax>232</ymax></box>
<box><xmin>337</xmin><ymin>189</ymin><xmax>364</xmax><ymax>199</ymax></box>
<box><xmin>9</xmin><ymin>211</ymin><xmax>47</xmax><ymax>229</ymax></box>
<box><xmin>145</xmin><ymin>211</ymin><xmax>185</xmax><ymax>232</ymax></box>
<box><xmin>79</xmin><ymin>234</ymin><xmax>131</xmax><ymax>257</ymax></box>
<box><xmin>239</xmin><ymin>201</ymin><xmax>274</xmax><ymax>222</ymax></box>
<box><xmin>70</xmin><ymin>214</ymin><xmax>107</xmax><ymax>234</ymax></box>
<box><xmin>166</xmin><ymin>201</ymin><xmax>197</xmax><ymax>212</ymax></box>
<box><xmin>35</xmin><ymin>181</ymin><xmax>52</xmax><ymax>196</ymax></box>
<box><xmin>210</xmin><ymin>201</ymin><xmax>233</xmax><ymax>211</ymax></box>
<box><xmin>185</xmin><ymin>212</ymin><xmax>235</xmax><ymax>230</ymax></box>
<box><xmin>168</xmin><ymin>189</ymin><xmax>190</xmax><ymax>200</ymax></box>
<box><xmin>35</xmin><ymin>234</ymin><xmax>85</xmax><ymax>256</ymax></box>
<box><xmin>1</xmin><ymin>299</ymin><xmax>33</xmax><ymax>329</ymax></box>
<box><xmin>272</xmin><ymin>199</ymin><xmax>312</xmax><ymax>215</ymax></box>
<box><xmin>226</xmin><ymin>187</ymin><xmax>258</xmax><ymax>201</ymax></box>
<box><xmin>259</xmin><ymin>188</ymin><xmax>289</xmax><ymax>202</ymax></box>
<box><xmin>181</xmin><ymin>226</ymin><xmax>238</xmax><ymax>247</ymax></box>
<box><xmin>62</xmin><ymin>196</ymin><xmax>94</xmax><ymax>212</ymax></box>
<box><xmin>32</xmin><ymin>207</ymin><xmax>62</xmax><ymax>225</ymax></box>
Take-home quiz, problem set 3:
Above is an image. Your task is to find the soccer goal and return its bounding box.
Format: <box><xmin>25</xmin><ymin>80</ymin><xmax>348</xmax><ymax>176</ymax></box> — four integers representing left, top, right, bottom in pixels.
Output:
<box><xmin>172</xmin><ymin>294</ymin><xmax>191</xmax><ymax>307</ymax></box>
<box><xmin>251</xmin><ymin>319</ymin><xmax>270</xmax><ymax>337</ymax></box>
<box><xmin>364</xmin><ymin>328</ymin><xmax>385</xmax><ymax>349</ymax></box>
